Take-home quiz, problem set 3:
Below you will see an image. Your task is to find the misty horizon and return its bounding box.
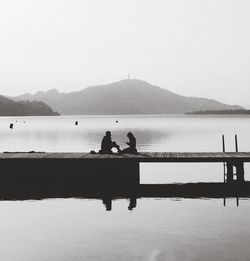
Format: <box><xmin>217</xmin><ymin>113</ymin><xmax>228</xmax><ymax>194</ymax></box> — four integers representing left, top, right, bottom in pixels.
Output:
<box><xmin>0</xmin><ymin>0</ymin><xmax>250</xmax><ymax>106</ymax></box>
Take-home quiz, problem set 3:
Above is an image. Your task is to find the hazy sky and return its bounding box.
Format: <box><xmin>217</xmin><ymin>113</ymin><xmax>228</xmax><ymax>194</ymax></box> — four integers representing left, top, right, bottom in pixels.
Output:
<box><xmin>0</xmin><ymin>0</ymin><xmax>249</xmax><ymax>106</ymax></box>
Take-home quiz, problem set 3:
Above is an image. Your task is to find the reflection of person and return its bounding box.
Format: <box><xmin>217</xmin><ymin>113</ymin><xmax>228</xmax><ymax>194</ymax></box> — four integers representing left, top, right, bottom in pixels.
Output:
<box><xmin>121</xmin><ymin>132</ymin><xmax>137</xmax><ymax>154</ymax></box>
<box><xmin>102</xmin><ymin>198</ymin><xmax>112</xmax><ymax>211</ymax></box>
<box><xmin>99</xmin><ymin>131</ymin><xmax>120</xmax><ymax>154</ymax></box>
<box><xmin>128</xmin><ymin>197</ymin><xmax>137</xmax><ymax>211</ymax></box>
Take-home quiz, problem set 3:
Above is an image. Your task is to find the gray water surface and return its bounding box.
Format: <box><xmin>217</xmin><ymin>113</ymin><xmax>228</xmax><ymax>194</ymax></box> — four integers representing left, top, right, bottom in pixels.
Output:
<box><xmin>0</xmin><ymin>115</ymin><xmax>250</xmax><ymax>261</ymax></box>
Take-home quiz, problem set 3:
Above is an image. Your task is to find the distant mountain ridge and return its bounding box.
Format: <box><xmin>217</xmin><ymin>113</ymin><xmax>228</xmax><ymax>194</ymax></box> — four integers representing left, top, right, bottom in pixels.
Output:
<box><xmin>0</xmin><ymin>95</ymin><xmax>59</xmax><ymax>116</ymax></box>
<box><xmin>187</xmin><ymin>109</ymin><xmax>250</xmax><ymax>115</ymax></box>
<box><xmin>12</xmin><ymin>79</ymin><xmax>243</xmax><ymax>115</ymax></box>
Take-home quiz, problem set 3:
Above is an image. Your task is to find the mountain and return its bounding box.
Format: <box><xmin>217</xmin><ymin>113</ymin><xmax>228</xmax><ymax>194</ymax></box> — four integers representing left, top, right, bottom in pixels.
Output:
<box><xmin>12</xmin><ymin>79</ymin><xmax>243</xmax><ymax>115</ymax></box>
<box><xmin>187</xmin><ymin>110</ymin><xmax>250</xmax><ymax>115</ymax></box>
<box><xmin>0</xmin><ymin>95</ymin><xmax>59</xmax><ymax>116</ymax></box>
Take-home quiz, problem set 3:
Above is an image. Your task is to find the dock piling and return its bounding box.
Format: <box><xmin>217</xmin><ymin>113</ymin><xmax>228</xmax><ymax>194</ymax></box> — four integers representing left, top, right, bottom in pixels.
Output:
<box><xmin>236</xmin><ymin>161</ymin><xmax>245</xmax><ymax>183</ymax></box>
<box><xmin>226</xmin><ymin>162</ymin><xmax>234</xmax><ymax>183</ymax></box>
<box><xmin>223</xmin><ymin>135</ymin><xmax>244</xmax><ymax>183</ymax></box>
<box><xmin>235</xmin><ymin>134</ymin><xmax>238</xmax><ymax>152</ymax></box>
<box><xmin>222</xmin><ymin>135</ymin><xmax>227</xmax><ymax>183</ymax></box>
<box><xmin>222</xmin><ymin>135</ymin><xmax>225</xmax><ymax>153</ymax></box>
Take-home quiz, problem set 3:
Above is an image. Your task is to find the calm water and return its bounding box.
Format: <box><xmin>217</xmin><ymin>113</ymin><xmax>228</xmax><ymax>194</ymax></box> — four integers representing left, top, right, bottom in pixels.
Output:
<box><xmin>0</xmin><ymin>115</ymin><xmax>250</xmax><ymax>260</ymax></box>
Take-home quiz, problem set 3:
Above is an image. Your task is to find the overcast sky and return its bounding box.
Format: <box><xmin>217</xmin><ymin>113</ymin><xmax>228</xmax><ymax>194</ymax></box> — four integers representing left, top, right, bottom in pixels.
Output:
<box><xmin>0</xmin><ymin>0</ymin><xmax>249</xmax><ymax>106</ymax></box>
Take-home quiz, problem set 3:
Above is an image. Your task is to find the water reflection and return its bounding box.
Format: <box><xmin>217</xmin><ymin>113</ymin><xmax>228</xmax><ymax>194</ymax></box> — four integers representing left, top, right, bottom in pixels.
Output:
<box><xmin>224</xmin><ymin>197</ymin><xmax>239</xmax><ymax>207</ymax></box>
<box><xmin>1</xmin><ymin>114</ymin><xmax>250</xmax><ymax>153</ymax></box>
<box><xmin>102</xmin><ymin>197</ymin><xmax>112</xmax><ymax>211</ymax></box>
<box><xmin>1</xmin><ymin>116</ymin><xmax>250</xmax><ymax>261</ymax></box>
<box><xmin>128</xmin><ymin>197</ymin><xmax>137</xmax><ymax>210</ymax></box>
<box><xmin>0</xmin><ymin>182</ymin><xmax>249</xmax><ymax>210</ymax></box>
<box><xmin>0</xmin><ymin>115</ymin><xmax>170</xmax><ymax>152</ymax></box>
<box><xmin>102</xmin><ymin>197</ymin><xmax>137</xmax><ymax>211</ymax></box>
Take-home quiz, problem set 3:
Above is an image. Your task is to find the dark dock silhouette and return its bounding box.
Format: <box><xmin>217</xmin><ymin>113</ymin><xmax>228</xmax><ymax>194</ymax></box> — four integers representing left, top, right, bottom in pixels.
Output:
<box><xmin>0</xmin><ymin>151</ymin><xmax>249</xmax><ymax>197</ymax></box>
<box><xmin>0</xmin><ymin>151</ymin><xmax>249</xmax><ymax>208</ymax></box>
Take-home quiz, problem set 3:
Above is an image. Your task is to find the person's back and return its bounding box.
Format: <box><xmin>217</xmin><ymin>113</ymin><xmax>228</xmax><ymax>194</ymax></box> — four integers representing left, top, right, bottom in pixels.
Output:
<box><xmin>128</xmin><ymin>134</ymin><xmax>136</xmax><ymax>150</ymax></box>
<box><xmin>101</xmin><ymin>134</ymin><xmax>113</xmax><ymax>154</ymax></box>
<box><xmin>99</xmin><ymin>131</ymin><xmax>120</xmax><ymax>154</ymax></box>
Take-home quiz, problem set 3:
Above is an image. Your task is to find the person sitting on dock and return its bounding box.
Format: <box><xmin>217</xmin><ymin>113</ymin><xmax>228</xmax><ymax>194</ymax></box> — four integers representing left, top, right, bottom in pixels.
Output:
<box><xmin>121</xmin><ymin>132</ymin><xmax>137</xmax><ymax>154</ymax></box>
<box><xmin>99</xmin><ymin>131</ymin><xmax>121</xmax><ymax>154</ymax></box>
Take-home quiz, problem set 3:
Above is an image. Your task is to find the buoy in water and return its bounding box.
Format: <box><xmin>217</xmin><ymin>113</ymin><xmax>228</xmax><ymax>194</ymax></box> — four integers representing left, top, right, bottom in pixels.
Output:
<box><xmin>9</xmin><ymin>123</ymin><xmax>13</xmax><ymax>129</ymax></box>
<box><xmin>75</xmin><ymin>121</ymin><xmax>78</xmax><ymax>126</ymax></box>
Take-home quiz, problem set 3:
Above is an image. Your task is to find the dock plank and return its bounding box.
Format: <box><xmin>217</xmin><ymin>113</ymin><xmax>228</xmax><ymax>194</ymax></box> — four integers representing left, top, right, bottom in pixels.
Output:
<box><xmin>1</xmin><ymin>152</ymin><xmax>250</xmax><ymax>162</ymax></box>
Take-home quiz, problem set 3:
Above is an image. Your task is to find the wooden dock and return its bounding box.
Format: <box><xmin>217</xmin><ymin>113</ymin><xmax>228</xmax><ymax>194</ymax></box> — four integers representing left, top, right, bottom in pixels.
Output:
<box><xmin>1</xmin><ymin>151</ymin><xmax>250</xmax><ymax>162</ymax></box>
<box><xmin>0</xmin><ymin>152</ymin><xmax>249</xmax><ymax>197</ymax></box>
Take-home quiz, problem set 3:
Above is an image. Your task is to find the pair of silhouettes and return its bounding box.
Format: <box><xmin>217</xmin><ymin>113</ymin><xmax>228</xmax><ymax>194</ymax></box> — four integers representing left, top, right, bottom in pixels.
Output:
<box><xmin>99</xmin><ymin>131</ymin><xmax>137</xmax><ymax>154</ymax></box>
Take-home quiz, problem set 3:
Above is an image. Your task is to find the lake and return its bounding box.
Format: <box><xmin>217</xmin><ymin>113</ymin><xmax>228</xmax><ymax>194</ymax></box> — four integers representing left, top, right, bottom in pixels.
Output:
<box><xmin>0</xmin><ymin>115</ymin><xmax>250</xmax><ymax>260</ymax></box>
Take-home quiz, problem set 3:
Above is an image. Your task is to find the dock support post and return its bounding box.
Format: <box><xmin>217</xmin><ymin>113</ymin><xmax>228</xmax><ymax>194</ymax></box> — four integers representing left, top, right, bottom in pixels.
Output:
<box><xmin>134</xmin><ymin>161</ymin><xmax>140</xmax><ymax>185</ymax></box>
<box><xmin>226</xmin><ymin>161</ymin><xmax>245</xmax><ymax>183</ymax></box>
<box><xmin>236</xmin><ymin>161</ymin><xmax>245</xmax><ymax>183</ymax></box>
<box><xmin>222</xmin><ymin>135</ymin><xmax>227</xmax><ymax>183</ymax></box>
<box><xmin>235</xmin><ymin>134</ymin><xmax>238</xmax><ymax>152</ymax></box>
<box><xmin>222</xmin><ymin>135</ymin><xmax>225</xmax><ymax>153</ymax></box>
<box><xmin>226</xmin><ymin>162</ymin><xmax>234</xmax><ymax>183</ymax></box>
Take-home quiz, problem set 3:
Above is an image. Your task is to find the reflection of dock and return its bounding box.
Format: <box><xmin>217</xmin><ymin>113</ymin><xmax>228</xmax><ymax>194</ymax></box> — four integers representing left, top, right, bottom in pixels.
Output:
<box><xmin>0</xmin><ymin>183</ymin><xmax>249</xmax><ymax>210</ymax></box>
<box><xmin>139</xmin><ymin>183</ymin><xmax>250</xmax><ymax>198</ymax></box>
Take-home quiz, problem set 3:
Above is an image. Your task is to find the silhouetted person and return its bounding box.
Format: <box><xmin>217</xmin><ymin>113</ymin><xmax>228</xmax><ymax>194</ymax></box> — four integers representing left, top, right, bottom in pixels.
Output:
<box><xmin>121</xmin><ymin>132</ymin><xmax>137</xmax><ymax>154</ymax></box>
<box><xmin>75</xmin><ymin>121</ymin><xmax>78</xmax><ymax>126</ymax></box>
<box><xmin>99</xmin><ymin>131</ymin><xmax>120</xmax><ymax>154</ymax></box>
